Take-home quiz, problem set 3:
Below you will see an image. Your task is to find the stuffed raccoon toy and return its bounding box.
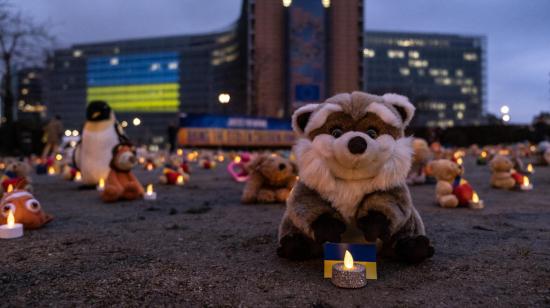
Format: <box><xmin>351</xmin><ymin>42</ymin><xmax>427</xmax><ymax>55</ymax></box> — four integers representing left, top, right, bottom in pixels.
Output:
<box><xmin>277</xmin><ymin>91</ymin><xmax>434</xmax><ymax>264</ymax></box>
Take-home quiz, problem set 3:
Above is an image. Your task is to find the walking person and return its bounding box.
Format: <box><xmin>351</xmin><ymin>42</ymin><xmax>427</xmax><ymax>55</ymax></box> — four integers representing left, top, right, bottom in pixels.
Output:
<box><xmin>42</xmin><ymin>115</ymin><xmax>64</xmax><ymax>157</ymax></box>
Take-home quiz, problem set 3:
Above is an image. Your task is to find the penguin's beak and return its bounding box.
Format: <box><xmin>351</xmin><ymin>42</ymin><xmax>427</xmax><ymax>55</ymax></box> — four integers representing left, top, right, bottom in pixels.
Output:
<box><xmin>91</xmin><ymin>111</ymin><xmax>101</xmax><ymax>119</ymax></box>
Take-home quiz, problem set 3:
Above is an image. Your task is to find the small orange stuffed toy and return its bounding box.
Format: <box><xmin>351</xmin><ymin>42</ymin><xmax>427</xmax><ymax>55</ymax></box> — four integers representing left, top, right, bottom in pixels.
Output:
<box><xmin>1</xmin><ymin>189</ymin><xmax>53</xmax><ymax>229</ymax></box>
<box><xmin>101</xmin><ymin>143</ymin><xmax>144</xmax><ymax>203</ymax></box>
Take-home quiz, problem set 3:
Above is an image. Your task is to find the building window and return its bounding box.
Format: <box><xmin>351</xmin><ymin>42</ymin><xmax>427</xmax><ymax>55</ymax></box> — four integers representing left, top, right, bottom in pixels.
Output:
<box><xmin>387</xmin><ymin>50</ymin><xmax>405</xmax><ymax>59</ymax></box>
<box><xmin>408</xmin><ymin>50</ymin><xmax>419</xmax><ymax>59</ymax></box>
<box><xmin>399</xmin><ymin>67</ymin><xmax>410</xmax><ymax>76</ymax></box>
<box><xmin>363</xmin><ymin>48</ymin><xmax>375</xmax><ymax>58</ymax></box>
<box><xmin>150</xmin><ymin>63</ymin><xmax>161</xmax><ymax>71</ymax></box>
<box><xmin>73</xmin><ymin>49</ymin><xmax>83</xmax><ymax>58</ymax></box>
<box><xmin>110</xmin><ymin>57</ymin><xmax>119</xmax><ymax>66</ymax></box>
<box><xmin>463</xmin><ymin>53</ymin><xmax>478</xmax><ymax>61</ymax></box>
<box><xmin>168</xmin><ymin>61</ymin><xmax>179</xmax><ymax>70</ymax></box>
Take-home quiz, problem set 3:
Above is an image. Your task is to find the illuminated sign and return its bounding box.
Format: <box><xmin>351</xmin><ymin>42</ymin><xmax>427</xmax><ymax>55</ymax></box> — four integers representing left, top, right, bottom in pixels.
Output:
<box><xmin>86</xmin><ymin>52</ymin><xmax>180</xmax><ymax>112</ymax></box>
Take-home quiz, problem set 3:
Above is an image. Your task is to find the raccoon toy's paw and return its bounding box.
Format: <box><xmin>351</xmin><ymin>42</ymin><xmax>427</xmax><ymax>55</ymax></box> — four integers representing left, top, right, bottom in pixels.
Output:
<box><xmin>395</xmin><ymin>235</ymin><xmax>435</xmax><ymax>264</ymax></box>
<box><xmin>357</xmin><ymin>211</ymin><xmax>391</xmax><ymax>242</ymax></box>
<box><xmin>311</xmin><ymin>214</ymin><xmax>346</xmax><ymax>244</ymax></box>
<box><xmin>277</xmin><ymin>233</ymin><xmax>322</xmax><ymax>260</ymax></box>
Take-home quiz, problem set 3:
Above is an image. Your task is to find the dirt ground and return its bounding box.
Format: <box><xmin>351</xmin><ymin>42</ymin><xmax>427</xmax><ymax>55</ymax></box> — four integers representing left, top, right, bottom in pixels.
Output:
<box><xmin>1</xmin><ymin>157</ymin><xmax>549</xmax><ymax>307</ymax></box>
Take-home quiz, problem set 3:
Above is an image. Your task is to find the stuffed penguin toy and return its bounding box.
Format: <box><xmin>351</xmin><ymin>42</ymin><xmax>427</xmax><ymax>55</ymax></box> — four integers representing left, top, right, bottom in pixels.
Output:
<box><xmin>277</xmin><ymin>91</ymin><xmax>434</xmax><ymax>264</ymax></box>
<box><xmin>74</xmin><ymin>101</ymin><xmax>127</xmax><ymax>186</ymax></box>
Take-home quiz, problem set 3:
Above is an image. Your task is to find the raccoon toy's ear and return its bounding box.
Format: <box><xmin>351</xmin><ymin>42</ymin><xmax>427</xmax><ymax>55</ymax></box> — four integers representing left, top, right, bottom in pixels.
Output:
<box><xmin>382</xmin><ymin>93</ymin><xmax>415</xmax><ymax>127</ymax></box>
<box><xmin>291</xmin><ymin>104</ymin><xmax>317</xmax><ymax>135</ymax></box>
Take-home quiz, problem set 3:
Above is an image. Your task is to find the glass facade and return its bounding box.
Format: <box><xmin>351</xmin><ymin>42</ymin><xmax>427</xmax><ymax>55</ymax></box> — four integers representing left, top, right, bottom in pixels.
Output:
<box><xmin>364</xmin><ymin>31</ymin><xmax>486</xmax><ymax>127</ymax></box>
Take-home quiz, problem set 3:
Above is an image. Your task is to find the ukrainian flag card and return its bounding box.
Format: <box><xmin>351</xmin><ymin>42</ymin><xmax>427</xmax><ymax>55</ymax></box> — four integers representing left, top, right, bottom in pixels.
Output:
<box><xmin>324</xmin><ymin>242</ymin><xmax>377</xmax><ymax>280</ymax></box>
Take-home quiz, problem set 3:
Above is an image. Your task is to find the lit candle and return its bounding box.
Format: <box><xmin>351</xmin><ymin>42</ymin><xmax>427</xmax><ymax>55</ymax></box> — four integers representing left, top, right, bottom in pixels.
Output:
<box><xmin>47</xmin><ymin>166</ymin><xmax>56</xmax><ymax>176</ymax></box>
<box><xmin>217</xmin><ymin>154</ymin><xmax>225</xmax><ymax>162</ymax></box>
<box><xmin>456</xmin><ymin>157</ymin><xmax>463</xmax><ymax>166</ymax></box>
<box><xmin>470</xmin><ymin>192</ymin><xmax>485</xmax><ymax>209</ymax></box>
<box><xmin>527</xmin><ymin>163</ymin><xmax>534</xmax><ymax>174</ymax></box>
<box><xmin>331</xmin><ymin>250</ymin><xmax>367</xmax><ymax>289</ymax></box>
<box><xmin>144</xmin><ymin>184</ymin><xmax>157</xmax><ymax>200</ymax></box>
<box><xmin>481</xmin><ymin>151</ymin><xmax>487</xmax><ymax>158</ymax></box>
<box><xmin>520</xmin><ymin>176</ymin><xmax>533</xmax><ymax>191</ymax></box>
<box><xmin>97</xmin><ymin>178</ymin><xmax>105</xmax><ymax>191</ymax></box>
<box><xmin>146</xmin><ymin>163</ymin><xmax>154</xmax><ymax>171</ymax></box>
<box><xmin>6</xmin><ymin>184</ymin><xmax>14</xmax><ymax>193</ymax></box>
<box><xmin>74</xmin><ymin>171</ymin><xmax>82</xmax><ymax>182</ymax></box>
<box><xmin>0</xmin><ymin>210</ymin><xmax>23</xmax><ymax>239</ymax></box>
<box><xmin>234</xmin><ymin>156</ymin><xmax>241</xmax><ymax>163</ymax></box>
<box><xmin>176</xmin><ymin>175</ymin><xmax>184</xmax><ymax>186</ymax></box>
<box><xmin>176</xmin><ymin>148</ymin><xmax>183</xmax><ymax>156</ymax></box>
<box><xmin>55</xmin><ymin>154</ymin><xmax>63</xmax><ymax>161</ymax></box>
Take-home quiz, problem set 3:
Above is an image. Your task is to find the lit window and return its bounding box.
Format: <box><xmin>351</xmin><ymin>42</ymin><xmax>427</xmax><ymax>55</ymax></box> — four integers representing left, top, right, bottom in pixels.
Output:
<box><xmin>73</xmin><ymin>49</ymin><xmax>83</xmax><ymax>58</ymax></box>
<box><xmin>455</xmin><ymin>69</ymin><xmax>464</xmax><ymax>77</ymax></box>
<box><xmin>408</xmin><ymin>51</ymin><xmax>419</xmax><ymax>59</ymax></box>
<box><xmin>168</xmin><ymin>61</ymin><xmax>179</xmax><ymax>70</ymax></box>
<box><xmin>463</xmin><ymin>53</ymin><xmax>478</xmax><ymax>61</ymax></box>
<box><xmin>399</xmin><ymin>67</ymin><xmax>410</xmax><ymax>76</ymax></box>
<box><xmin>150</xmin><ymin>63</ymin><xmax>161</xmax><ymax>71</ymax></box>
<box><xmin>388</xmin><ymin>50</ymin><xmax>405</xmax><ymax>59</ymax></box>
<box><xmin>21</xmin><ymin>88</ymin><xmax>29</xmax><ymax>95</ymax></box>
<box><xmin>363</xmin><ymin>48</ymin><xmax>375</xmax><ymax>58</ymax></box>
<box><xmin>110</xmin><ymin>57</ymin><xmax>119</xmax><ymax>65</ymax></box>
<box><xmin>457</xmin><ymin>112</ymin><xmax>464</xmax><ymax>120</ymax></box>
<box><xmin>409</xmin><ymin>59</ymin><xmax>428</xmax><ymax>68</ymax></box>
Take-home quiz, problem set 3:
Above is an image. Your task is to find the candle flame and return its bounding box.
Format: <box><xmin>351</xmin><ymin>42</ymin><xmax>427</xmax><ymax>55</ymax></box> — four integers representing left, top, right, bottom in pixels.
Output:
<box><xmin>530</xmin><ymin>145</ymin><xmax>536</xmax><ymax>152</ymax></box>
<box><xmin>75</xmin><ymin>171</ymin><xmax>82</xmax><ymax>181</ymax></box>
<box><xmin>176</xmin><ymin>175</ymin><xmax>184</xmax><ymax>185</ymax></box>
<box><xmin>481</xmin><ymin>151</ymin><xmax>487</xmax><ymax>158</ymax></box>
<box><xmin>217</xmin><ymin>155</ymin><xmax>224</xmax><ymax>162</ymax></box>
<box><xmin>457</xmin><ymin>157</ymin><xmax>463</xmax><ymax>166</ymax></box>
<box><xmin>7</xmin><ymin>184</ymin><xmax>13</xmax><ymax>193</ymax></box>
<box><xmin>234</xmin><ymin>156</ymin><xmax>241</xmax><ymax>163</ymax></box>
<box><xmin>55</xmin><ymin>154</ymin><xmax>63</xmax><ymax>161</ymax></box>
<box><xmin>146</xmin><ymin>184</ymin><xmax>153</xmax><ymax>194</ymax></box>
<box><xmin>146</xmin><ymin>163</ymin><xmax>154</xmax><ymax>171</ymax></box>
<box><xmin>177</xmin><ymin>149</ymin><xmax>183</xmax><ymax>156</ymax></box>
<box><xmin>48</xmin><ymin>166</ymin><xmax>56</xmax><ymax>175</ymax></box>
<box><xmin>523</xmin><ymin>176</ymin><xmax>529</xmax><ymax>186</ymax></box>
<box><xmin>7</xmin><ymin>210</ymin><xmax>15</xmax><ymax>227</ymax></box>
<box><xmin>98</xmin><ymin>178</ymin><xmax>105</xmax><ymax>188</ymax></box>
<box><xmin>527</xmin><ymin>164</ymin><xmax>533</xmax><ymax>173</ymax></box>
<box><xmin>344</xmin><ymin>250</ymin><xmax>354</xmax><ymax>269</ymax></box>
<box><xmin>472</xmin><ymin>192</ymin><xmax>479</xmax><ymax>203</ymax></box>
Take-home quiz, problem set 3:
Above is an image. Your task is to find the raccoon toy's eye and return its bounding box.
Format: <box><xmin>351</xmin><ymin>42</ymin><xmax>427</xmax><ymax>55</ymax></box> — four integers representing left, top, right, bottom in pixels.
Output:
<box><xmin>1</xmin><ymin>203</ymin><xmax>15</xmax><ymax>217</ymax></box>
<box><xmin>366</xmin><ymin>129</ymin><xmax>378</xmax><ymax>139</ymax></box>
<box><xmin>330</xmin><ymin>127</ymin><xmax>343</xmax><ymax>138</ymax></box>
<box><xmin>25</xmin><ymin>199</ymin><xmax>41</xmax><ymax>213</ymax></box>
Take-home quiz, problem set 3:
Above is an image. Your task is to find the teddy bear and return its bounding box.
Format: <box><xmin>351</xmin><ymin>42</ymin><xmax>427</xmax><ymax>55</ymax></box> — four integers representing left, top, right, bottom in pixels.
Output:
<box><xmin>0</xmin><ymin>189</ymin><xmax>53</xmax><ymax>229</ymax></box>
<box><xmin>159</xmin><ymin>155</ymin><xmax>190</xmax><ymax>185</ymax></box>
<box><xmin>406</xmin><ymin>138</ymin><xmax>432</xmax><ymax>185</ymax></box>
<box><xmin>241</xmin><ymin>153</ymin><xmax>297</xmax><ymax>204</ymax></box>
<box><xmin>489</xmin><ymin>155</ymin><xmax>518</xmax><ymax>190</ymax></box>
<box><xmin>1</xmin><ymin>159</ymin><xmax>33</xmax><ymax>193</ymax></box>
<box><xmin>428</xmin><ymin>159</ymin><xmax>483</xmax><ymax>209</ymax></box>
<box><xmin>101</xmin><ymin>143</ymin><xmax>144</xmax><ymax>203</ymax></box>
<box><xmin>198</xmin><ymin>152</ymin><xmax>217</xmax><ymax>169</ymax></box>
<box><xmin>227</xmin><ymin>152</ymin><xmax>253</xmax><ymax>182</ymax></box>
<box><xmin>277</xmin><ymin>91</ymin><xmax>434</xmax><ymax>264</ymax></box>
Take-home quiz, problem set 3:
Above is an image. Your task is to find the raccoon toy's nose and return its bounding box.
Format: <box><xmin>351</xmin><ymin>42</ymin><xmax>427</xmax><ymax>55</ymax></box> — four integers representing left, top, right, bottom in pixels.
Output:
<box><xmin>278</xmin><ymin>163</ymin><xmax>286</xmax><ymax>171</ymax></box>
<box><xmin>348</xmin><ymin>136</ymin><xmax>367</xmax><ymax>154</ymax></box>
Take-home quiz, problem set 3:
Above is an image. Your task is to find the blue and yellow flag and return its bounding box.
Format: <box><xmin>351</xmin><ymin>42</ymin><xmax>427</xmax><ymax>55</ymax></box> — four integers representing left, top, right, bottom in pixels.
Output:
<box><xmin>324</xmin><ymin>242</ymin><xmax>377</xmax><ymax>280</ymax></box>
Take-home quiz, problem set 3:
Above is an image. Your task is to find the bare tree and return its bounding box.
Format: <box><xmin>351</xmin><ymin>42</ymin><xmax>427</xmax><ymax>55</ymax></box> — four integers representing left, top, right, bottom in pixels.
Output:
<box><xmin>0</xmin><ymin>0</ymin><xmax>53</xmax><ymax>125</ymax></box>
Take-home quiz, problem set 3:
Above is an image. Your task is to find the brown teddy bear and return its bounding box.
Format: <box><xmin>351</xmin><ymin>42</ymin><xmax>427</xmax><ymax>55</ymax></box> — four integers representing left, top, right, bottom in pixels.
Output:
<box><xmin>406</xmin><ymin>138</ymin><xmax>432</xmax><ymax>185</ymax></box>
<box><xmin>489</xmin><ymin>155</ymin><xmax>516</xmax><ymax>190</ymax></box>
<box><xmin>1</xmin><ymin>159</ymin><xmax>33</xmax><ymax>194</ymax></box>
<box><xmin>101</xmin><ymin>143</ymin><xmax>144</xmax><ymax>203</ymax></box>
<box><xmin>241</xmin><ymin>153</ymin><xmax>297</xmax><ymax>204</ymax></box>
<box><xmin>428</xmin><ymin>159</ymin><xmax>483</xmax><ymax>209</ymax></box>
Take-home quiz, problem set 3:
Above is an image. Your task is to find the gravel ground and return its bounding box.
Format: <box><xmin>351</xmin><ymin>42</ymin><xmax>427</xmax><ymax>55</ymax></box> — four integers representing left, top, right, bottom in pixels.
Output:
<box><xmin>1</xmin><ymin>157</ymin><xmax>549</xmax><ymax>307</ymax></box>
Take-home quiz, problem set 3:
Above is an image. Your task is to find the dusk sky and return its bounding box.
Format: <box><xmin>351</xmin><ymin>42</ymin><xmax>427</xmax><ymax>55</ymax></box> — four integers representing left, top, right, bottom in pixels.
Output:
<box><xmin>16</xmin><ymin>0</ymin><xmax>550</xmax><ymax>123</ymax></box>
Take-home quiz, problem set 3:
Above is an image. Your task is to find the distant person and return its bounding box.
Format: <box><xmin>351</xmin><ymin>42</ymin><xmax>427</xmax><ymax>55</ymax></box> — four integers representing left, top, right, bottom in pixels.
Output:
<box><xmin>42</xmin><ymin>115</ymin><xmax>64</xmax><ymax>157</ymax></box>
<box><xmin>167</xmin><ymin>122</ymin><xmax>178</xmax><ymax>153</ymax></box>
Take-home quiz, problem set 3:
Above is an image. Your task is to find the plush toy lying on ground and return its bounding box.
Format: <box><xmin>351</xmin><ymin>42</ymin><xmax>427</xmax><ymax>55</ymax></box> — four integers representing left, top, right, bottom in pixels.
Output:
<box><xmin>101</xmin><ymin>143</ymin><xmax>144</xmax><ymax>203</ymax></box>
<box><xmin>277</xmin><ymin>91</ymin><xmax>434</xmax><ymax>263</ymax></box>
<box><xmin>489</xmin><ymin>155</ymin><xmax>517</xmax><ymax>190</ymax></box>
<box><xmin>428</xmin><ymin>159</ymin><xmax>483</xmax><ymax>209</ymax></box>
<box><xmin>241</xmin><ymin>153</ymin><xmax>297</xmax><ymax>204</ymax></box>
<box><xmin>159</xmin><ymin>155</ymin><xmax>190</xmax><ymax>185</ymax></box>
<box><xmin>198</xmin><ymin>152</ymin><xmax>217</xmax><ymax>169</ymax></box>
<box><xmin>406</xmin><ymin>138</ymin><xmax>432</xmax><ymax>185</ymax></box>
<box><xmin>1</xmin><ymin>160</ymin><xmax>33</xmax><ymax>193</ymax></box>
<box><xmin>0</xmin><ymin>189</ymin><xmax>53</xmax><ymax>229</ymax></box>
<box><xmin>227</xmin><ymin>153</ymin><xmax>252</xmax><ymax>182</ymax></box>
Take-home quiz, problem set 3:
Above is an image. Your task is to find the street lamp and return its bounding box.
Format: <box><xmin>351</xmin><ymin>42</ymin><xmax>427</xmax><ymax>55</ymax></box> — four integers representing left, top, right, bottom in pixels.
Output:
<box><xmin>218</xmin><ymin>93</ymin><xmax>230</xmax><ymax>104</ymax></box>
<box><xmin>500</xmin><ymin>105</ymin><xmax>510</xmax><ymax>114</ymax></box>
<box><xmin>502</xmin><ymin>114</ymin><xmax>511</xmax><ymax>122</ymax></box>
<box><xmin>133</xmin><ymin>118</ymin><xmax>141</xmax><ymax>126</ymax></box>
